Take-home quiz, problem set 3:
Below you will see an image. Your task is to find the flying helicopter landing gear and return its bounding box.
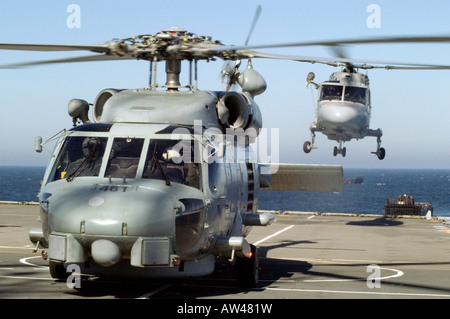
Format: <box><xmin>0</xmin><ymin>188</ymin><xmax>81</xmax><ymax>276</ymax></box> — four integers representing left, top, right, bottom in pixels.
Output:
<box><xmin>368</xmin><ymin>129</ymin><xmax>385</xmax><ymax>160</ymax></box>
<box><xmin>371</xmin><ymin>135</ymin><xmax>386</xmax><ymax>160</ymax></box>
<box><xmin>333</xmin><ymin>141</ymin><xmax>346</xmax><ymax>157</ymax></box>
<box><xmin>303</xmin><ymin>132</ymin><xmax>318</xmax><ymax>154</ymax></box>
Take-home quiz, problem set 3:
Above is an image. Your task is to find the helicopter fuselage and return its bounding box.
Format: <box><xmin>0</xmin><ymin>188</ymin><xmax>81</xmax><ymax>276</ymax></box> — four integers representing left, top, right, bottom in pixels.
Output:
<box><xmin>315</xmin><ymin>71</ymin><xmax>371</xmax><ymax>141</ymax></box>
<box><xmin>304</xmin><ymin>69</ymin><xmax>385</xmax><ymax>159</ymax></box>
<box><xmin>25</xmin><ymin>47</ymin><xmax>343</xmax><ymax>286</ymax></box>
<box><xmin>33</xmin><ymin>87</ymin><xmax>271</xmax><ymax>280</ymax></box>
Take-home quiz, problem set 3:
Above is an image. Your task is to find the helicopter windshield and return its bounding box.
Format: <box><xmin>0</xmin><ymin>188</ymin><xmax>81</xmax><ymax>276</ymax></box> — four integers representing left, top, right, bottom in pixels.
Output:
<box><xmin>143</xmin><ymin>139</ymin><xmax>201</xmax><ymax>189</ymax></box>
<box><xmin>105</xmin><ymin>137</ymin><xmax>144</xmax><ymax>179</ymax></box>
<box><xmin>320</xmin><ymin>85</ymin><xmax>343</xmax><ymax>101</ymax></box>
<box><xmin>344</xmin><ymin>86</ymin><xmax>366</xmax><ymax>104</ymax></box>
<box><xmin>50</xmin><ymin>135</ymin><xmax>201</xmax><ymax>188</ymax></box>
<box><xmin>53</xmin><ymin>136</ymin><xmax>108</xmax><ymax>181</ymax></box>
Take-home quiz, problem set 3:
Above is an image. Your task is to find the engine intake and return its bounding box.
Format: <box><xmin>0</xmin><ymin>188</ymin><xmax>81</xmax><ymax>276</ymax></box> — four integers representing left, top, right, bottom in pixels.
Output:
<box><xmin>218</xmin><ymin>92</ymin><xmax>249</xmax><ymax>129</ymax></box>
<box><xmin>93</xmin><ymin>89</ymin><xmax>122</xmax><ymax>122</ymax></box>
<box><xmin>217</xmin><ymin>92</ymin><xmax>262</xmax><ymax>136</ymax></box>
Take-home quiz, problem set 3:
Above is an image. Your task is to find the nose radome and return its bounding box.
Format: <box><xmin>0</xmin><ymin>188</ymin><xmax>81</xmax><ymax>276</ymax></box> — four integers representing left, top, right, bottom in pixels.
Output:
<box><xmin>91</xmin><ymin>239</ymin><xmax>122</xmax><ymax>267</ymax></box>
<box><xmin>320</xmin><ymin>104</ymin><xmax>357</xmax><ymax>123</ymax></box>
<box><xmin>319</xmin><ymin>103</ymin><xmax>364</xmax><ymax>126</ymax></box>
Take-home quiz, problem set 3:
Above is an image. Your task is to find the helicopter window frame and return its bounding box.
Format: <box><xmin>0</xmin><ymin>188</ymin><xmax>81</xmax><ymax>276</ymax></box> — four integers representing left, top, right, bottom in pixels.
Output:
<box><xmin>50</xmin><ymin>135</ymin><xmax>109</xmax><ymax>182</ymax></box>
<box><xmin>104</xmin><ymin>137</ymin><xmax>146</xmax><ymax>179</ymax></box>
<box><xmin>142</xmin><ymin>138</ymin><xmax>202</xmax><ymax>190</ymax></box>
<box><xmin>343</xmin><ymin>86</ymin><xmax>367</xmax><ymax>105</ymax></box>
<box><xmin>320</xmin><ymin>84</ymin><xmax>344</xmax><ymax>101</ymax></box>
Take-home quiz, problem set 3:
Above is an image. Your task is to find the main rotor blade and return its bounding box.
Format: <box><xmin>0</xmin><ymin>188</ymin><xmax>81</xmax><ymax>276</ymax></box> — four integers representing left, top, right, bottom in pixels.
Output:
<box><xmin>244</xmin><ymin>35</ymin><xmax>450</xmax><ymax>50</ymax></box>
<box><xmin>240</xmin><ymin>49</ymin><xmax>450</xmax><ymax>70</ymax></box>
<box><xmin>0</xmin><ymin>54</ymin><xmax>132</xmax><ymax>69</ymax></box>
<box><xmin>209</xmin><ymin>34</ymin><xmax>450</xmax><ymax>56</ymax></box>
<box><xmin>0</xmin><ymin>43</ymin><xmax>110</xmax><ymax>53</ymax></box>
<box><xmin>3</xmin><ymin>32</ymin><xmax>450</xmax><ymax>69</ymax></box>
<box><xmin>244</xmin><ymin>5</ymin><xmax>262</xmax><ymax>46</ymax></box>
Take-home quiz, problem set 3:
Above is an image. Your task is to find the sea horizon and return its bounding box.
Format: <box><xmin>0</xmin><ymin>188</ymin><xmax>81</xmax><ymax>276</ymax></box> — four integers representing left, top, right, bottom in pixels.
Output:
<box><xmin>0</xmin><ymin>166</ymin><xmax>449</xmax><ymax>217</ymax></box>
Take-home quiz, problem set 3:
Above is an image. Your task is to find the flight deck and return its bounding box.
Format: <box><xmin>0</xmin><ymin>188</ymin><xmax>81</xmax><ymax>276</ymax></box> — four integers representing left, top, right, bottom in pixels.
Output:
<box><xmin>1</xmin><ymin>203</ymin><xmax>449</xmax><ymax>300</ymax></box>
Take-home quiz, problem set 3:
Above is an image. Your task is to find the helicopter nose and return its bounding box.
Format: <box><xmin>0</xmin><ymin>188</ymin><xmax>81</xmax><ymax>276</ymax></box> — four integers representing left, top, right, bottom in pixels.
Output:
<box><xmin>319</xmin><ymin>102</ymin><xmax>365</xmax><ymax>126</ymax></box>
<box><xmin>47</xmin><ymin>181</ymin><xmax>177</xmax><ymax>237</ymax></box>
<box><xmin>45</xmin><ymin>180</ymin><xmax>180</xmax><ymax>266</ymax></box>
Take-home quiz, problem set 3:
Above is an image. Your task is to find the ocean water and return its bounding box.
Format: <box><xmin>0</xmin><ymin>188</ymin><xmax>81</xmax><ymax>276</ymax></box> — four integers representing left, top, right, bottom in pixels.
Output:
<box><xmin>0</xmin><ymin>166</ymin><xmax>449</xmax><ymax>217</ymax></box>
<box><xmin>259</xmin><ymin>168</ymin><xmax>450</xmax><ymax>217</ymax></box>
<box><xmin>0</xmin><ymin>166</ymin><xmax>44</xmax><ymax>203</ymax></box>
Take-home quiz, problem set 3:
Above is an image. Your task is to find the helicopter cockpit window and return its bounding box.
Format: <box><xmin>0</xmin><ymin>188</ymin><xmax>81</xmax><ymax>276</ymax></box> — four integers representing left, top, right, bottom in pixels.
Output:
<box><xmin>53</xmin><ymin>136</ymin><xmax>108</xmax><ymax>181</ymax></box>
<box><xmin>320</xmin><ymin>85</ymin><xmax>343</xmax><ymax>101</ymax></box>
<box><xmin>143</xmin><ymin>139</ymin><xmax>201</xmax><ymax>189</ymax></box>
<box><xmin>344</xmin><ymin>86</ymin><xmax>366</xmax><ymax>104</ymax></box>
<box><xmin>105</xmin><ymin>138</ymin><xmax>144</xmax><ymax>179</ymax></box>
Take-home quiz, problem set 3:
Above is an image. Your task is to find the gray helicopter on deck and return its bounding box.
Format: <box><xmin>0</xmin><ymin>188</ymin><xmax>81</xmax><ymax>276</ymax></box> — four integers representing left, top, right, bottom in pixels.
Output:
<box><xmin>4</xmin><ymin>26</ymin><xmax>345</xmax><ymax>288</ymax></box>
<box><xmin>2</xmin><ymin>14</ymin><xmax>450</xmax><ymax>287</ymax></box>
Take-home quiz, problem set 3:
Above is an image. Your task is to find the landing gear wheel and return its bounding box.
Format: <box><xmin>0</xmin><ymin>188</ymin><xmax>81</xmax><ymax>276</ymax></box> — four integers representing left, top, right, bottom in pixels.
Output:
<box><xmin>333</xmin><ymin>146</ymin><xmax>338</xmax><ymax>157</ymax></box>
<box><xmin>49</xmin><ymin>261</ymin><xmax>68</xmax><ymax>280</ymax></box>
<box><xmin>236</xmin><ymin>244</ymin><xmax>259</xmax><ymax>288</ymax></box>
<box><xmin>303</xmin><ymin>141</ymin><xmax>312</xmax><ymax>154</ymax></box>
<box><xmin>342</xmin><ymin>147</ymin><xmax>346</xmax><ymax>157</ymax></box>
<box><xmin>377</xmin><ymin>147</ymin><xmax>386</xmax><ymax>160</ymax></box>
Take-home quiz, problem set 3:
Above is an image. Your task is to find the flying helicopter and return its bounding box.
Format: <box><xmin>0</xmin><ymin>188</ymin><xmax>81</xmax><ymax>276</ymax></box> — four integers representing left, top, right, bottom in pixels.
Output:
<box><xmin>302</xmin><ymin>64</ymin><xmax>385</xmax><ymax>159</ymax></box>
<box><xmin>2</xmin><ymin>12</ymin><xmax>450</xmax><ymax>288</ymax></box>
<box><xmin>299</xmin><ymin>39</ymin><xmax>450</xmax><ymax>160</ymax></box>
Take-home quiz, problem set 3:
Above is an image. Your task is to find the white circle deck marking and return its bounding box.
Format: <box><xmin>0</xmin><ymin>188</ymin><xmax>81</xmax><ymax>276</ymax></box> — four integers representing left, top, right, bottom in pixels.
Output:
<box><xmin>19</xmin><ymin>256</ymin><xmax>48</xmax><ymax>268</ymax></box>
<box><xmin>253</xmin><ymin>225</ymin><xmax>295</xmax><ymax>246</ymax></box>
<box><xmin>304</xmin><ymin>267</ymin><xmax>403</xmax><ymax>282</ymax></box>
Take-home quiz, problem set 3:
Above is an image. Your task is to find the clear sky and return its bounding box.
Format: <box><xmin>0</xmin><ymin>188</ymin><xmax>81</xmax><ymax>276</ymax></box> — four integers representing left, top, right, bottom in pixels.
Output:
<box><xmin>0</xmin><ymin>0</ymin><xmax>449</xmax><ymax>169</ymax></box>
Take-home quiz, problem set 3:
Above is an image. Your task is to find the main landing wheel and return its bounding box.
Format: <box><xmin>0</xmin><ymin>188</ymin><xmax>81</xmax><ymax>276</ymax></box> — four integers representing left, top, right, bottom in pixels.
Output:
<box><xmin>236</xmin><ymin>244</ymin><xmax>259</xmax><ymax>288</ymax></box>
<box><xmin>49</xmin><ymin>261</ymin><xmax>68</xmax><ymax>280</ymax></box>
<box><xmin>303</xmin><ymin>141</ymin><xmax>312</xmax><ymax>154</ymax></box>
<box><xmin>333</xmin><ymin>146</ymin><xmax>346</xmax><ymax>157</ymax></box>
<box><xmin>377</xmin><ymin>147</ymin><xmax>386</xmax><ymax>160</ymax></box>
